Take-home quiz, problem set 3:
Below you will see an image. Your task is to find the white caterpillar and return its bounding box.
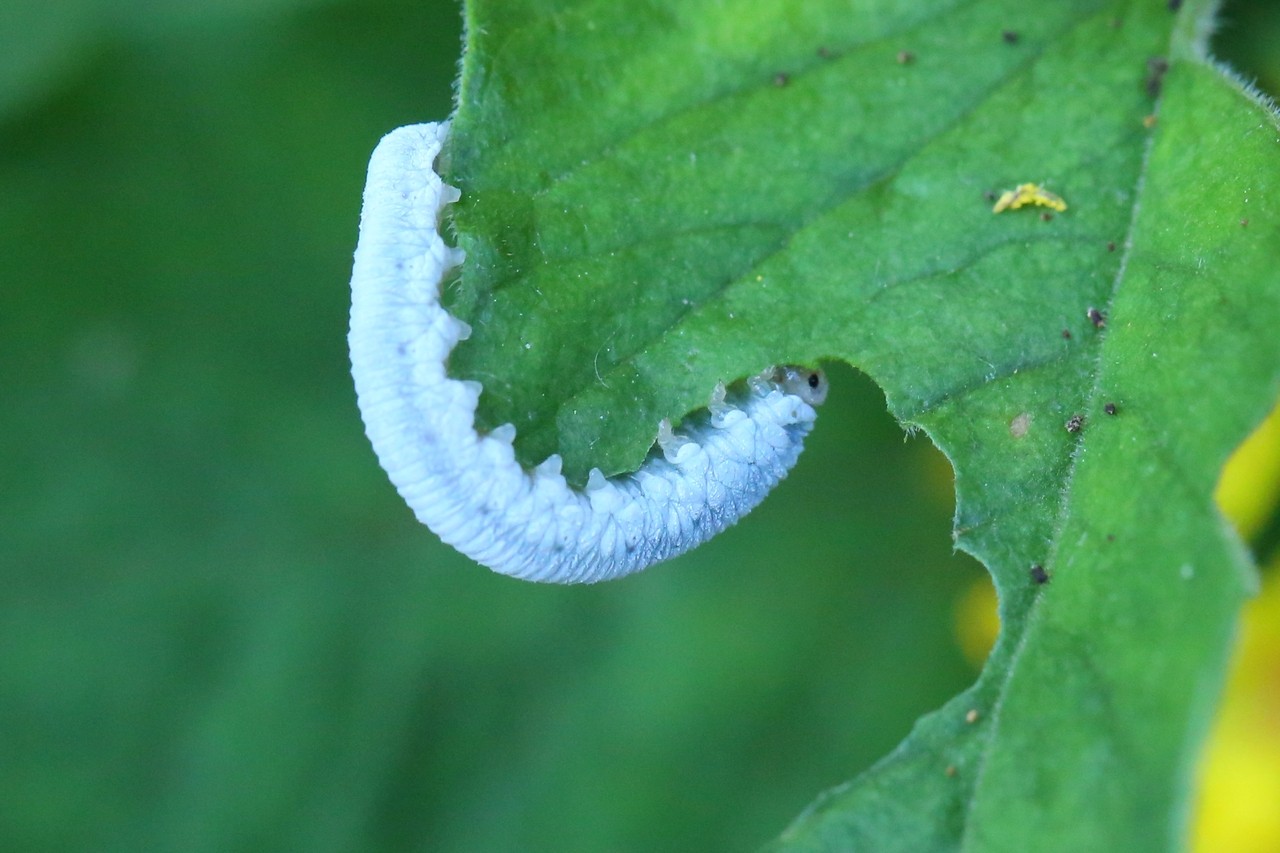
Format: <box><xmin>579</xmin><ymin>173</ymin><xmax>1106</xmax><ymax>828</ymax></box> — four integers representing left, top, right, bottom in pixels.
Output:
<box><xmin>349</xmin><ymin>122</ymin><xmax>826</xmax><ymax>583</ymax></box>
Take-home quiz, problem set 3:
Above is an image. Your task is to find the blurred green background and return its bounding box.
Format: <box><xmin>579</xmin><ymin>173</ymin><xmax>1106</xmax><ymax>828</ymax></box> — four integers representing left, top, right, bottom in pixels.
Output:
<box><xmin>2</xmin><ymin>1</ymin><xmax>1276</xmax><ymax>850</ymax></box>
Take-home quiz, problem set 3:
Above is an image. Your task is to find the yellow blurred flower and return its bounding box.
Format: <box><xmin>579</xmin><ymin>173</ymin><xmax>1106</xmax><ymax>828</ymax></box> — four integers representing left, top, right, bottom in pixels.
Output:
<box><xmin>953</xmin><ymin>573</ymin><xmax>998</xmax><ymax>670</ymax></box>
<box><xmin>1193</xmin><ymin>561</ymin><xmax>1280</xmax><ymax>853</ymax></box>
<box><xmin>1196</xmin><ymin>400</ymin><xmax>1280</xmax><ymax>853</ymax></box>
<box><xmin>1215</xmin><ymin>403</ymin><xmax>1280</xmax><ymax>541</ymax></box>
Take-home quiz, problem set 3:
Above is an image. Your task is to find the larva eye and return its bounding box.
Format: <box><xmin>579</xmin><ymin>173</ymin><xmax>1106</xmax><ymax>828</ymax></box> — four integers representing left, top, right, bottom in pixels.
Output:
<box><xmin>806</xmin><ymin>371</ymin><xmax>829</xmax><ymax>406</ymax></box>
<box><xmin>774</xmin><ymin>365</ymin><xmax>828</xmax><ymax>406</ymax></box>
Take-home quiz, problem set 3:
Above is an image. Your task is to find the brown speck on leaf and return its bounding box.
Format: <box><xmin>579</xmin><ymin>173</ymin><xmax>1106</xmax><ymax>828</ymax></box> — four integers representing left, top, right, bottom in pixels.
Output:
<box><xmin>897</xmin><ymin>50</ymin><xmax>915</xmax><ymax>64</ymax></box>
<box><xmin>965</xmin><ymin>709</ymin><xmax>980</xmax><ymax>724</ymax></box>
<box><xmin>1168</xmin><ymin>0</ymin><xmax>1183</xmax><ymax>10</ymax></box>
<box><xmin>1087</xmin><ymin>307</ymin><xmax>1106</xmax><ymax>329</ymax></box>
<box><xmin>817</xmin><ymin>45</ymin><xmax>831</xmax><ymax>58</ymax></box>
<box><xmin>1143</xmin><ymin>114</ymin><xmax>1159</xmax><ymax>129</ymax></box>
<box><xmin>1104</xmin><ymin>402</ymin><xmax>1118</xmax><ymax>416</ymax></box>
<box><xmin>1030</xmin><ymin>564</ymin><xmax>1050</xmax><ymax>585</ymax></box>
<box><xmin>1066</xmin><ymin>414</ymin><xmax>1084</xmax><ymax>433</ymax></box>
<box><xmin>1062</xmin><ymin>329</ymin><xmax>1072</xmax><ymax>339</ymax></box>
<box><xmin>1107</xmin><ymin>533</ymin><xmax>1116</xmax><ymax>542</ymax></box>
<box><xmin>946</xmin><ymin>765</ymin><xmax>958</xmax><ymax>778</ymax></box>
<box><xmin>983</xmin><ymin>189</ymin><xmax>997</xmax><ymax>202</ymax></box>
<box><xmin>1242</xmin><ymin>218</ymin><xmax>1249</xmax><ymax>227</ymax></box>
<box><xmin>773</xmin><ymin>72</ymin><xmax>790</xmax><ymax>87</ymax></box>
<box><xmin>1041</xmin><ymin>212</ymin><xmax>1053</xmax><ymax>221</ymax></box>
<box><xmin>1002</xmin><ymin>30</ymin><xmax>1019</xmax><ymax>44</ymax></box>
<box><xmin>1107</xmin><ymin>241</ymin><xmax>1117</xmax><ymax>252</ymax></box>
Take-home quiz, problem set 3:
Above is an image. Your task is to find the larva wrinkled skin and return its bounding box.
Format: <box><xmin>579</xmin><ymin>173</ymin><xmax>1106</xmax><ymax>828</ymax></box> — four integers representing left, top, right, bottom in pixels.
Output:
<box><xmin>349</xmin><ymin>122</ymin><xmax>825</xmax><ymax>583</ymax></box>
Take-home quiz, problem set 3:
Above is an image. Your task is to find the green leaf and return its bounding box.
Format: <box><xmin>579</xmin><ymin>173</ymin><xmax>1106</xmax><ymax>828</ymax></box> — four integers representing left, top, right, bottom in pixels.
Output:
<box><xmin>443</xmin><ymin>0</ymin><xmax>1280</xmax><ymax>848</ymax></box>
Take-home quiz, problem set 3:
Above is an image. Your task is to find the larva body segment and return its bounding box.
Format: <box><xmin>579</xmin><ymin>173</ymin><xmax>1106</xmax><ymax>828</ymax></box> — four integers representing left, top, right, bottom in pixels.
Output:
<box><xmin>349</xmin><ymin>122</ymin><xmax>823</xmax><ymax>583</ymax></box>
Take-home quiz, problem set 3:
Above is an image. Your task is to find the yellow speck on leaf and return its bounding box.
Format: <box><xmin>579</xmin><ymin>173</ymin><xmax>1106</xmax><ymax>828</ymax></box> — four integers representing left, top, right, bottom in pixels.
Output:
<box><xmin>992</xmin><ymin>183</ymin><xmax>1067</xmax><ymax>214</ymax></box>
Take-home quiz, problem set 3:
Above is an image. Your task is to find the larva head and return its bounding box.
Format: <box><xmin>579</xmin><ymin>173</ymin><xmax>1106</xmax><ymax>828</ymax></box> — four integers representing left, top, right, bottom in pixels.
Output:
<box><xmin>772</xmin><ymin>365</ymin><xmax>828</xmax><ymax>406</ymax></box>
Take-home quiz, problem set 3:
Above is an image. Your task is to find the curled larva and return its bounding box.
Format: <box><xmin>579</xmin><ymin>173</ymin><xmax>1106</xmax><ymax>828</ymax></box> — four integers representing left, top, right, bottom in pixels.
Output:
<box><xmin>348</xmin><ymin>122</ymin><xmax>825</xmax><ymax>583</ymax></box>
